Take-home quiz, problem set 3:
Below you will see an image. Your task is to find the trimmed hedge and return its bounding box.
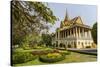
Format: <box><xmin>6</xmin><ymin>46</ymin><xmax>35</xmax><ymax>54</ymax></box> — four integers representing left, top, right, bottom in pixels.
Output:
<box><xmin>12</xmin><ymin>52</ymin><xmax>37</xmax><ymax>64</ymax></box>
<box><xmin>39</xmin><ymin>53</ymin><xmax>65</xmax><ymax>63</ymax></box>
<box><xmin>60</xmin><ymin>51</ymin><xmax>71</xmax><ymax>55</ymax></box>
<box><xmin>32</xmin><ymin>49</ymin><xmax>59</xmax><ymax>55</ymax></box>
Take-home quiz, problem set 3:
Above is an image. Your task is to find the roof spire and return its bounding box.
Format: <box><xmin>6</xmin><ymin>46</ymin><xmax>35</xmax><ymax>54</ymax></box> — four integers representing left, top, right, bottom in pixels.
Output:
<box><xmin>64</xmin><ymin>8</ymin><xmax>69</xmax><ymax>21</ymax></box>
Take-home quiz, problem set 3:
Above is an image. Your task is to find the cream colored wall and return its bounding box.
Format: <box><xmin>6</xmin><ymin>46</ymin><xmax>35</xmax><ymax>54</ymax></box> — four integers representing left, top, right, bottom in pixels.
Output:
<box><xmin>52</xmin><ymin>26</ymin><xmax>95</xmax><ymax>49</ymax></box>
<box><xmin>53</xmin><ymin>39</ymin><xmax>94</xmax><ymax>49</ymax></box>
<box><xmin>76</xmin><ymin>40</ymin><xmax>94</xmax><ymax>48</ymax></box>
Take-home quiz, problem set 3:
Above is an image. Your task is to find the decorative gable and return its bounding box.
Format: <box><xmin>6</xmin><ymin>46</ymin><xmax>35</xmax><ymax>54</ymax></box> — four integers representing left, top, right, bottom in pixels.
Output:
<box><xmin>75</xmin><ymin>16</ymin><xmax>83</xmax><ymax>24</ymax></box>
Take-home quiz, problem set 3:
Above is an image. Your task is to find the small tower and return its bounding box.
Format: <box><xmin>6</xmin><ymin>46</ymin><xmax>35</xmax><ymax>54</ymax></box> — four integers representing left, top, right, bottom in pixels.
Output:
<box><xmin>64</xmin><ymin>9</ymin><xmax>69</xmax><ymax>22</ymax></box>
<box><xmin>63</xmin><ymin>9</ymin><xmax>70</xmax><ymax>26</ymax></box>
<box><xmin>60</xmin><ymin>9</ymin><xmax>70</xmax><ymax>28</ymax></box>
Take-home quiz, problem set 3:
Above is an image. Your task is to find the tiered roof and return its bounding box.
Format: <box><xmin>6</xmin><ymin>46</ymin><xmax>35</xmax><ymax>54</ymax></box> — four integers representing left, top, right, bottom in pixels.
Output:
<box><xmin>59</xmin><ymin>10</ymin><xmax>91</xmax><ymax>31</ymax></box>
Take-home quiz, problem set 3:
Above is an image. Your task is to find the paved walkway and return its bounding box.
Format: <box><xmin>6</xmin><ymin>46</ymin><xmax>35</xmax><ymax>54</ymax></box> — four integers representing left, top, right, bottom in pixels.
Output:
<box><xmin>67</xmin><ymin>48</ymin><xmax>97</xmax><ymax>55</ymax></box>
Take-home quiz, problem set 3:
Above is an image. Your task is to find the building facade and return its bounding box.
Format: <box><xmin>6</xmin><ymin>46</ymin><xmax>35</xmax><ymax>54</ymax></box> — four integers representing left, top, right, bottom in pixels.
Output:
<box><xmin>52</xmin><ymin>11</ymin><xmax>96</xmax><ymax>49</ymax></box>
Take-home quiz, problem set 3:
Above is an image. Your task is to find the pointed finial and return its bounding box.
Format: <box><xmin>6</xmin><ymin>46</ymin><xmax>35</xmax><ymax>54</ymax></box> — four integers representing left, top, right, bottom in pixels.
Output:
<box><xmin>64</xmin><ymin>8</ymin><xmax>69</xmax><ymax>21</ymax></box>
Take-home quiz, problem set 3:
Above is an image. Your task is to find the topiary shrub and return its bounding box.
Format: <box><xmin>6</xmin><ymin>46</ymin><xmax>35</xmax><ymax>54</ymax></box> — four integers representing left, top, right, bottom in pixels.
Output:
<box><xmin>12</xmin><ymin>52</ymin><xmax>37</xmax><ymax>64</ymax></box>
<box><xmin>59</xmin><ymin>51</ymin><xmax>71</xmax><ymax>55</ymax></box>
<box><xmin>39</xmin><ymin>53</ymin><xmax>65</xmax><ymax>63</ymax></box>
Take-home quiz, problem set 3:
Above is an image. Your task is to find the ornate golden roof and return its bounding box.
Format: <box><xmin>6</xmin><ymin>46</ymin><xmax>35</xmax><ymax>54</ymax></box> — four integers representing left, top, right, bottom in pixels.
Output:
<box><xmin>59</xmin><ymin>10</ymin><xmax>91</xmax><ymax>31</ymax></box>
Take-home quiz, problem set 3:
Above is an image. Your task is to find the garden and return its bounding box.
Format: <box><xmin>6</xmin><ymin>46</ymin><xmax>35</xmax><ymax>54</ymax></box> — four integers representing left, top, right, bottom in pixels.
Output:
<box><xmin>12</xmin><ymin>47</ymin><xmax>97</xmax><ymax>66</ymax></box>
<box><xmin>12</xmin><ymin>47</ymin><xmax>69</xmax><ymax>65</ymax></box>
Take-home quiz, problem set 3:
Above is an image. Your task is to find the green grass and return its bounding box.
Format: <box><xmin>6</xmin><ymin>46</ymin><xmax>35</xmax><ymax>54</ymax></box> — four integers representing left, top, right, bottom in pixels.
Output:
<box><xmin>57</xmin><ymin>52</ymin><xmax>97</xmax><ymax>63</ymax></box>
<box><xmin>13</xmin><ymin>47</ymin><xmax>53</xmax><ymax>53</ymax></box>
<box><xmin>13</xmin><ymin>50</ymin><xmax>97</xmax><ymax>66</ymax></box>
<box><xmin>14</xmin><ymin>58</ymin><xmax>46</xmax><ymax>66</ymax></box>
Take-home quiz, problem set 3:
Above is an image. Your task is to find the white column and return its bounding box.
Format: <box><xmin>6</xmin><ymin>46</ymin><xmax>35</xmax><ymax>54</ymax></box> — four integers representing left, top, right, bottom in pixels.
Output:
<box><xmin>63</xmin><ymin>31</ymin><xmax>64</xmax><ymax>39</ymax></box>
<box><xmin>59</xmin><ymin>31</ymin><xmax>61</xmax><ymax>39</ymax></box>
<box><xmin>82</xmin><ymin>28</ymin><xmax>84</xmax><ymax>38</ymax></box>
<box><xmin>88</xmin><ymin>30</ymin><xmax>91</xmax><ymax>38</ymax></box>
<box><xmin>65</xmin><ymin>30</ymin><xmax>66</xmax><ymax>38</ymax></box>
<box><xmin>56</xmin><ymin>32</ymin><xmax>58</xmax><ymax>39</ymax></box>
<box><xmin>79</xmin><ymin>27</ymin><xmax>81</xmax><ymax>38</ymax></box>
<box><xmin>64</xmin><ymin>30</ymin><xmax>65</xmax><ymax>38</ymax></box>
<box><xmin>67</xmin><ymin>30</ymin><xmax>68</xmax><ymax>38</ymax></box>
<box><xmin>68</xmin><ymin>30</ymin><xmax>70</xmax><ymax>38</ymax></box>
<box><xmin>61</xmin><ymin>31</ymin><xmax>62</xmax><ymax>39</ymax></box>
<box><xmin>62</xmin><ymin>31</ymin><xmax>63</xmax><ymax>39</ymax></box>
<box><xmin>74</xmin><ymin>27</ymin><xmax>75</xmax><ymax>37</ymax></box>
<box><xmin>55</xmin><ymin>32</ymin><xmax>57</xmax><ymax>40</ymax></box>
<box><xmin>76</xmin><ymin>27</ymin><xmax>78</xmax><ymax>38</ymax></box>
<box><xmin>85</xmin><ymin>30</ymin><xmax>88</xmax><ymax>38</ymax></box>
<box><xmin>63</xmin><ymin>30</ymin><xmax>64</xmax><ymax>39</ymax></box>
<box><xmin>58</xmin><ymin>31</ymin><xmax>60</xmax><ymax>40</ymax></box>
<box><xmin>61</xmin><ymin>31</ymin><xmax>63</xmax><ymax>39</ymax></box>
<box><xmin>70</xmin><ymin>29</ymin><xmax>71</xmax><ymax>38</ymax></box>
<box><xmin>66</xmin><ymin>30</ymin><xmax>67</xmax><ymax>38</ymax></box>
<box><xmin>86</xmin><ymin>30</ymin><xmax>88</xmax><ymax>39</ymax></box>
<box><xmin>72</xmin><ymin>28</ymin><xmax>74</xmax><ymax>38</ymax></box>
<box><xmin>64</xmin><ymin>30</ymin><xmax>66</xmax><ymax>39</ymax></box>
<box><xmin>83</xmin><ymin>28</ymin><xmax>85</xmax><ymax>38</ymax></box>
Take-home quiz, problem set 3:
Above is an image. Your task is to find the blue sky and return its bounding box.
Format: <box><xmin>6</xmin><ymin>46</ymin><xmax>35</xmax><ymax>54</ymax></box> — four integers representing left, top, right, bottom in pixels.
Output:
<box><xmin>47</xmin><ymin>3</ymin><xmax>97</xmax><ymax>33</ymax></box>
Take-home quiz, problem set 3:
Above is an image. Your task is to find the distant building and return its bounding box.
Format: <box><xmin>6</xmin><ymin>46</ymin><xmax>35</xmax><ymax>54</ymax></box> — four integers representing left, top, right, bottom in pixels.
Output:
<box><xmin>52</xmin><ymin>10</ymin><xmax>96</xmax><ymax>49</ymax></box>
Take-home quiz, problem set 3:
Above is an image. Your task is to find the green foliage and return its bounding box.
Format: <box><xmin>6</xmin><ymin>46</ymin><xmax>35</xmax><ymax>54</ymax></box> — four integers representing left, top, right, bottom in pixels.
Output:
<box><xmin>59</xmin><ymin>51</ymin><xmax>71</xmax><ymax>55</ymax></box>
<box><xmin>32</xmin><ymin>49</ymin><xmax>53</xmax><ymax>55</ymax></box>
<box><xmin>13</xmin><ymin>48</ymin><xmax>24</xmax><ymax>52</ymax></box>
<box><xmin>12</xmin><ymin>52</ymin><xmax>37</xmax><ymax>64</ymax></box>
<box><xmin>91</xmin><ymin>22</ymin><xmax>97</xmax><ymax>44</ymax></box>
<box><xmin>21</xmin><ymin>34</ymin><xmax>40</xmax><ymax>49</ymax></box>
<box><xmin>11</xmin><ymin>1</ymin><xmax>57</xmax><ymax>46</ymax></box>
<box><xmin>41</xmin><ymin>33</ymin><xmax>52</xmax><ymax>47</ymax></box>
<box><xmin>39</xmin><ymin>53</ymin><xmax>65</xmax><ymax>63</ymax></box>
<box><xmin>22</xmin><ymin>44</ymin><xmax>30</xmax><ymax>50</ymax></box>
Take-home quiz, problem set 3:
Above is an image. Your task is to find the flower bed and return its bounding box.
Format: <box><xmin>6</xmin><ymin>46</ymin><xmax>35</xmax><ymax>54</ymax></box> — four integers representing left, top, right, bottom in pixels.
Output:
<box><xmin>12</xmin><ymin>52</ymin><xmax>37</xmax><ymax>64</ymax></box>
<box><xmin>39</xmin><ymin>53</ymin><xmax>65</xmax><ymax>63</ymax></box>
<box><xmin>59</xmin><ymin>50</ymin><xmax>71</xmax><ymax>55</ymax></box>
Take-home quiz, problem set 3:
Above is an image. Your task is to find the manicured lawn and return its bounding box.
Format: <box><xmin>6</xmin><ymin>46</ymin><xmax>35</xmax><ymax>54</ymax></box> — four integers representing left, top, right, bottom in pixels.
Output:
<box><xmin>57</xmin><ymin>52</ymin><xmax>97</xmax><ymax>63</ymax></box>
<box><xmin>14</xmin><ymin>49</ymin><xmax>97</xmax><ymax>66</ymax></box>
<box><xmin>13</xmin><ymin>47</ymin><xmax>53</xmax><ymax>52</ymax></box>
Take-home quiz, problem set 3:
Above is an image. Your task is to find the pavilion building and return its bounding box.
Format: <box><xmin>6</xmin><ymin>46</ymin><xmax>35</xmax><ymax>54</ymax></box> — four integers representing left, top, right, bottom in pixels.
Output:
<box><xmin>52</xmin><ymin>10</ymin><xmax>96</xmax><ymax>49</ymax></box>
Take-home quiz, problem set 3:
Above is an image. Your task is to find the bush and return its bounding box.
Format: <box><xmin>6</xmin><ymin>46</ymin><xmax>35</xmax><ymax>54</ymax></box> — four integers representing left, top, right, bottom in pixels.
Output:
<box><xmin>39</xmin><ymin>53</ymin><xmax>65</xmax><ymax>63</ymax></box>
<box><xmin>12</xmin><ymin>52</ymin><xmax>37</xmax><ymax>64</ymax></box>
<box><xmin>32</xmin><ymin>49</ymin><xmax>59</xmax><ymax>55</ymax></box>
<box><xmin>22</xmin><ymin>44</ymin><xmax>30</xmax><ymax>50</ymax></box>
<box><xmin>59</xmin><ymin>51</ymin><xmax>71</xmax><ymax>55</ymax></box>
<box><xmin>13</xmin><ymin>48</ymin><xmax>24</xmax><ymax>52</ymax></box>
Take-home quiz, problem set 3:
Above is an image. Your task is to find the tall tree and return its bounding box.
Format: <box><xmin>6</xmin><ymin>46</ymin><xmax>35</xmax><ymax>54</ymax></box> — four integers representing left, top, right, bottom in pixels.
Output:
<box><xmin>41</xmin><ymin>33</ymin><xmax>52</xmax><ymax>47</ymax></box>
<box><xmin>91</xmin><ymin>22</ymin><xmax>97</xmax><ymax>44</ymax></box>
<box><xmin>11</xmin><ymin>1</ymin><xmax>57</xmax><ymax>45</ymax></box>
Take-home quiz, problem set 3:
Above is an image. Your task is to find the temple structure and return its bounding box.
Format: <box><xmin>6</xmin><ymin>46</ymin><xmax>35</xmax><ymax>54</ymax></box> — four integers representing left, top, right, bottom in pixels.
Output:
<box><xmin>52</xmin><ymin>10</ymin><xmax>96</xmax><ymax>49</ymax></box>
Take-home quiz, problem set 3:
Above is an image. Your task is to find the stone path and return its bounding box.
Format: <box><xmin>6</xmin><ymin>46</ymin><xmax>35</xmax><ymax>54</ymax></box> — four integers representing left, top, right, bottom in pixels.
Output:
<box><xmin>67</xmin><ymin>48</ymin><xmax>97</xmax><ymax>55</ymax></box>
